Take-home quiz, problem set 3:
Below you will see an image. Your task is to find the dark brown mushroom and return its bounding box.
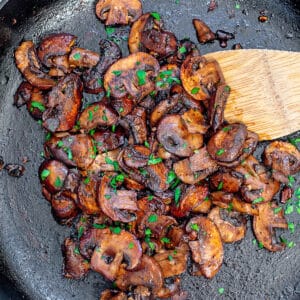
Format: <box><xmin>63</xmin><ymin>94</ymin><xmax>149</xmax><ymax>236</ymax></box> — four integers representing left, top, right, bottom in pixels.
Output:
<box><xmin>96</xmin><ymin>0</ymin><xmax>142</xmax><ymax>25</ymax></box>
<box><xmin>69</xmin><ymin>47</ymin><xmax>100</xmax><ymax>69</ymax></box>
<box><xmin>170</xmin><ymin>185</ymin><xmax>210</xmax><ymax>218</ymax></box>
<box><xmin>98</xmin><ymin>174</ymin><xmax>138</xmax><ymax>222</ymax></box>
<box><xmin>100</xmin><ymin>290</ymin><xmax>128</xmax><ymax>300</ymax></box>
<box><xmin>181</xmin><ymin>108</ymin><xmax>209</xmax><ymax>134</ymax></box>
<box><xmin>253</xmin><ymin>202</ymin><xmax>288</xmax><ymax>252</ymax></box>
<box><xmin>77</xmin><ymin>176</ymin><xmax>102</xmax><ymax>214</ymax></box>
<box><xmin>115</xmin><ymin>255</ymin><xmax>163</xmax><ymax>296</ymax></box>
<box><xmin>235</xmin><ymin>155</ymin><xmax>280</xmax><ymax>203</ymax></box>
<box><xmin>51</xmin><ymin>191</ymin><xmax>79</xmax><ymax>222</ymax></box>
<box><xmin>111</xmin><ymin>96</ymin><xmax>135</xmax><ymax>117</ymax></box>
<box><xmin>193</xmin><ymin>19</ymin><xmax>216</xmax><ymax>44</ymax></box>
<box><xmin>186</xmin><ymin>216</ymin><xmax>223</xmax><ymax>278</ymax></box>
<box><xmin>39</xmin><ymin>159</ymin><xmax>69</xmax><ymax>193</ymax></box>
<box><xmin>146</xmin><ymin>161</ymin><xmax>170</xmax><ymax>192</ymax></box>
<box><xmin>173</xmin><ymin>146</ymin><xmax>218</xmax><ymax>184</ymax></box>
<box><xmin>77</xmin><ymin>101</ymin><xmax>118</xmax><ymax>131</ymax></box>
<box><xmin>90</xmin><ymin>229</ymin><xmax>142</xmax><ymax>281</ymax></box>
<box><xmin>154</xmin><ymin>244</ymin><xmax>189</xmax><ymax>278</ymax></box>
<box><xmin>264</xmin><ymin>141</ymin><xmax>300</xmax><ymax>183</ymax></box>
<box><xmin>180</xmin><ymin>55</ymin><xmax>224</xmax><ymax>101</ymax></box>
<box><xmin>157</xmin><ymin>114</ymin><xmax>203</xmax><ymax>157</ymax></box>
<box><xmin>44</xmin><ymin>133</ymin><xmax>95</xmax><ymax>169</ymax></box>
<box><xmin>48</xmin><ymin>55</ymin><xmax>71</xmax><ymax>75</ymax></box>
<box><xmin>124</xmin><ymin>107</ymin><xmax>147</xmax><ymax>144</ymax></box>
<box><xmin>14</xmin><ymin>41</ymin><xmax>56</xmax><ymax>90</ymax></box>
<box><xmin>26</xmin><ymin>87</ymin><xmax>46</xmax><ymax>120</ymax></box>
<box><xmin>62</xmin><ymin>238</ymin><xmax>90</xmax><ymax>279</ymax></box>
<box><xmin>14</xmin><ymin>81</ymin><xmax>33</xmax><ymax>108</ymax></box>
<box><xmin>43</xmin><ymin>74</ymin><xmax>83</xmax><ymax>132</ymax></box>
<box><xmin>208</xmin><ymin>207</ymin><xmax>247</xmax><ymax>243</ymax></box>
<box><xmin>104</xmin><ymin>52</ymin><xmax>160</xmax><ymax>100</ymax></box>
<box><xmin>37</xmin><ymin>33</ymin><xmax>76</xmax><ymax>67</ymax></box>
<box><xmin>210</xmin><ymin>170</ymin><xmax>243</xmax><ymax>193</ymax></box>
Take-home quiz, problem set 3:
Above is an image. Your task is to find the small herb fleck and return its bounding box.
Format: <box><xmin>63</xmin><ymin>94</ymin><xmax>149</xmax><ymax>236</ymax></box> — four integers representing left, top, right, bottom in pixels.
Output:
<box><xmin>78</xmin><ymin>226</ymin><xmax>84</xmax><ymax>239</ymax></box>
<box><xmin>148</xmin><ymin>214</ymin><xmax>158</xmax><ymax>223</ymax></box>
<box><xmin>83</xmin><ymin>177</ymin><xmax>91</xmax><ymax>185</ymax></box>
<box><xmin>252</xmin><ymin>197</ymin><xmax>264</xmax><ymax>204</ymax></box>
<box><xmin>105</xmin><ymin>26</ymin><xmax>115</xmax><ymax>36</ymax></box>
<box><xmin>40</xmin><ymin>169</ymin><xmax>50</xmax><ymax>181</ymax></box>
<box><xmin>128</xmin><ymin>242</ymin><xmax>134</xmax><ymax>249</ymax></box>
<box><xmin>31</xmin><ymin>101</ymin><xmax>45</xmax><ymax>112</ymax></box>
<box><xmin>144</xmin><ymin>141</ymin><xmax>150</xmax><ymax>148</ymax></box>
<box><xmin>222</xmin><ymin>126</ymin><xmax>232</xmax><ymax>132</ymax></box>
<box><xmin>110</xmin><ymin>226</ymin><xmax>121</xmax><ymax>235</ymax></box>
<box><xmin>112</xmin><ymin>70</ymin><xmax>122</xmax><ymax>76</ymax></box>
<box><xmin>136</xmin><ymin>70</ymin><xmax>147</xmax><ymax>86</ymax></box>
<box><xmin>148</xmin><ymin>154</ymin><xmax>162</xmax><ymax>165</ymax></box>
<box><xmin>150</xmin><ymin>12</ymin><xmax>161</xmax><ymax>21</ymax></box>
<box><xmin>93</xmin><ymin>223</ymin><xmax>106</xmax><ymax>229</ymax></box>
<box><xmin>161</xmin><ymin>237</ymin><xmax>171</xmax><ymax>244</ymax></box>
<box><xmin>168</xmin><ymin>255</ymin><xmax>173</xmax><ymax>261</ymax></box>
<box><xmin>218</xmin><ymin>287</ymin><xmax>225</xmax><ymax>295</ymax></box>
<box><xmin>178</xmin><ymin>46</ymin><xmax>187</xmax><ymax>54</ymax></box>
<box><xmin>217</xmin><ymin>181</ymin><xmax>223</xmax><ymax>191</ymax></box>
<box><xmin>73</xmin><ymin>53</ymin><xmax>81</xmax><ymax>60</ymax></box>
<box><xmin>191</xmin><ymin>87</ymin><xmax>200</xmax><ymax>94</ymax></box>
<box><xmin>190</xmin><ymin>223</ymin><xmax>199</xmax><ymax>232</ymax></box>
<box><xmin>54</xmin><ymin>176</ymin><xmax>63</xmax><ymax>188</ymax></box>
<box><xmin>288</xmin><ymin>221</ymin><xmax>295</xmax><ymax>234</ymax></box>
<box><xmin>104</xmin><ymin>194</ymin><xmax>112</xmax><ymax>200</ymax></box>
<box><xmin>216</xmin><ymin>148</ymin><xmax>225</xmax><ymax>156</ymax></box>
<box><xmin>74</xmin><ymin>247</ymin><xmax>80</xmax><ymax>255</ymax></box>
<box><xmin>174</xmin><ymin>186</ymin><xmax>181</xmax><ymax>206</ymax></box>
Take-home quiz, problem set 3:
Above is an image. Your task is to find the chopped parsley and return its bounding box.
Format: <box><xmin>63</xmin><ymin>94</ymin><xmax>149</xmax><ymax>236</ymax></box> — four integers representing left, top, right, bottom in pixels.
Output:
<box><xmin>148</xmin><ymin>214</ymin><xmax>158</xmax><ymax>223</ymax></box>
<box><xmin>288</xmin><ymin>136</ymin><xmax>300</xmax><ymax>147</ymax></box>
<box><xmin>216</xmin><ymin>148</ymin><xmax>225</xmax><ymax>156</ymax></box>
<box><xmin>110</xmin><ymin>226</ymin><xmax>121</xmax><ymax>235</ymax></box>
<box><xmin>104</xmin><ymin>194</ymin><xmax>112</xmax><ymax>199</ymax></box>
<box><xmin>218</xmin><ymin>287</ymin><xmax>225</xmax><ymax>295</ymax></box>
<box><xmin>40</xmin><ymin>169</ymin><xmax>50</xmax><ymax>181</ymax></box>
<box><xmin>288</xmin><ymin>221</ymin><xmax>295</xmax><ymax>234</ymax></box>
<box><xmin>105</xmin><ymin>26</ymin><xmax>115</xmax><ymax>36</ymax></box>
<box><xmin>287</xmin><ymin>175</ymin><xmax>295</xmax><ymax>187</ymax></box>
<box><xmin>128</xmin><ymin>242</ymin><xmax>134</xmax><ymax>249</ymax></box>
<box><xmin>112</xmin><ymin>70</ymin><xmax>122</xmax><ymax>76</ymax></box>
<box><xmin>168</xmin><ymin>255</ymin><xmax>173</xmax><ymax>261</ymax></box>
<box><xmin>105</xmin><ymin>157</ymin><xmax>119</xmax><ymax>171</ymax></box>
<box><xmin>78</xmin><ymin>226</ymin><xmax>84</xmax><ymax>239</ymax></box>
<box><xmin>73</xmin><ymin>53</ymin><xmax>81</xmax><ymax>60</ymax></box>
<box><xmin>144</xmin><ymin>141</ymin><xmax>150</xmax><ymax>148</ymax></box>
<box><xmin>222</xmin><ymin>126</ymin><xmax>232</xmax><ymax>132</ymax></box>
<box><xmin>148</xmin><ymin>195</ymin><xmax>154</xmax><ymax>201</ymax></box>
<box><xmin>102</xmin><ymin>110</ymin><xmax>108</xmax><ymax>122</ymax></box>
<box><xmin>88</xmin><ymin>111</ymin><xmax>93</xmax><ymax>121</ymax></box>
<box><xmin>178</xmin><ymin>46</ymin><xmax>187</xmax><ymax>54</ymax></box>
<box><xmin>224</xmin><ymin>85</ymin><xmax>231</xmax><ymax>92</ymax></box>
<box><xmin>150</xmin><ymin>12</ymin><xmax>161</xmax><ymax>21</ymax></box>
<box><xmin>191</xmin><ymin>87</ymin><xmax>200</xmax><ymax>94</ymax></box>
<box><xmin>252</xmin><ymin>197</ymin><xmax>264</xmax><ymax>204</ymax></box>
<box><xmin>161</xmin><ymin>237</ymin><xmax>170</xmax><ymax>244</ymax></box>
<box><xmin>273</xmin><ymin>206</ymin><xmax>282</xmax><ymax>214</ymax></box>
<box><xmin>74</xmin><ymin>247</ymin><xmax>80</xmax><ymax>255</ymax></box>
<box><xmin>83</xmin><ymin>177</ymin><xmax>91</xmax><ymax>185</ymax></box>
<box><xmin>54</xmin><ymin>176</ymin><xmax>63</xmax><ymax>188</ymax></box>
<box><xmin>93</xmin><ymin>223</ymin><xmax>106</xmax><ymax>229</ymax></box>
<box><xmin>167</xmin><ymin>170</ymin><xmax>177</xmax><ymax>184</ymax></box>
<box><xmin>119</xmin><ymin>107</ymin><xmax>124</xmax><ymax>113</ymax></box>
<box><xmin>285</xmin><ymin>203</ymin><xmax>294</xmax><ymax>215</ymax></box>
<box><xmin>190</xmin><ymin>223</ymin><xmax>199</xmax><ymax>232</ymax></box>
<box><xmin>148</xmin><ymin>154</ymin><xmax>162</xmax><ymax>165</ymax></box>
<box><xmin>111</xmin><ymin>124</ymin><xmax>116</xmax><ymax>133</ymax></box>
<box><xmin>31</xmin><ymin>101</ymin><xmax>45</xmax><ymax>112</ymax></box>
<box><xmin>217</xmin><ymin>181</ymin><xmax>224</xmax><ymax>191</ymax></box>
<box><xmin>174</xmin><ymin>186</ymin><xmax>181</xmax><ymax>206</ymax></box>
<box><xmin>136</xmin><ymin>70</ymin><xmax>147</xmax><ymax>86</ymax></box>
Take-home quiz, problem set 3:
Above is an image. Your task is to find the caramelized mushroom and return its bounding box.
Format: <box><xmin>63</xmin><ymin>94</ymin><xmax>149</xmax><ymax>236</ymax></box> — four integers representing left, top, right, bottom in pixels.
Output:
<box><xmin>63</xmin><ymin>238</ymin><xmax>90</xmax><ymax>279</ymax></box>
<box><xmin>78</xmin><ymin>101</ymin><xmax>118</xmax><ymax>131</ymax></box>
<box><xmin>253</xmin><ymin>202</ymin><xmax>288</xmax><ymax>252</ymax></box>
<box><xmin>14</xmin><ymin>41</ymin><xmax>56</xmax><ymax>90</ymax></box>
<box><xmin>83</xmin><ymin>39</ymin><xmax>121</xmax><ymax>94</ymax></box>
<box><xmin>48</xmin><ymin>55</ymin><xmax>71</xmax><ymax>75</ymax></box>
<box><xmin>26</xmin><ymin>87</ymin><xmax>46</xmax><ymax>120</ymax></box>
<box><xmin>39</xmin><ymin>159</ymin><xmax>69</xmax><ymax>193</ymax></box>
<box><xmin>104</xmin><ymin>52</ymin><xmax>160</xmax><ymax>100</ymax></box>
<box><xmin>77</xmin><ymin>176</ymin><xmax>102</xmax><ymax>214</ymax></box>
<box><xmin>37</xmin><ymin>33</ymin><xmax>76</xmax><ymax>67</ymax></box>
<box><xmin>208</xmin><ymin>207</ymin><xmax>247</xmax><ymax>243</ymax></box>
<box><xmin>173</xmin><ymin>146</ymin><xmax>218</xmax><ymax>184</ymax></box>
<box><xmin>69</xmin><ymin>47</ymin><xmax>100</xmax><ymax>69</ymax></box>
<box><xmin>96</xmin><ymin>0</ymin><xmax>142</xmax><ymax>25</ymax></box>
<box><xmin>170</xmin><ymin>185</ymin><xmax>210</xmax><ymax>218</ymax></box>
<box><xmin>181</xmin><ymin>108</ymin><xmax>209</xmax><ymax>134</ymax></box>
<box><xmin>157</xmin><ymin>114</ymin><xmax>203</xmax><ymax>157</ymax></box>
<box><xmin>154</xmin><ymin>244</ymin><xmax>189</xmax><ymax>278</ymax></box>
<box><xmin>91</xmin><ymin>229</ymin><xmax>142</xmax><ymax>281</ymax></box>
<box><xmin>264</xmin><ymin>141</ymin><xmax>300</xmax><ymax>183</ymax></box>
<box><xmin>210</xmin><ymin>170</ymin><xmax>243</xmax><ymax>193</ymax></box>
<box><xmin>111</xmin><ymin>96</ymin><xmax>134</xmax><ymax>117</ymax></box>
<box><xmin>186</xmin><ymin>216</ymin><xmax>223</xmax><ymax>278</ymax></box>
<box><xmin>43</xmin><ymin>74</ymin><xmax>83</xmax><ymax>132</ymax></box>
<box><xmin>180</xmin><ymin>55</ymin><xmax>223</xmax><ymax>101</ymax></box>
<box><xmin>14</xmin><ymin>81</ymin><xmax>33</xmax><ymax>108</ymax></box>
<box><xmin>44</xmin><ymin>133</ymin><xmax>95</xmax><ymax>169</ymax></box>
<box><xmin>98</xmin><ymin>174</ymin><xmax>138</xmax><ymax>222</ymax></box>
<box><xmin>100</xmin><ymin>290</ymin><xmax>127</xmax><ymax>300</ymax></box>
<box><xmin>193</xmin><ymin>19</ymin><xmax>216</xmax><ymax>44</ymax></box>
<box><xmin>115</xmin><ymin>255</ymin><xmax>163</xmax><ymax>296</ymax></box>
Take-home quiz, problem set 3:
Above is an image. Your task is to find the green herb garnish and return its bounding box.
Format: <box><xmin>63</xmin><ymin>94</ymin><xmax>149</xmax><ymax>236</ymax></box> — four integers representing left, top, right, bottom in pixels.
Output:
<box><xmin>112</xmin><ymin>70</ymin><xmax>122</xmax><ymax>76</ymax></box>
<box><xmin>31</xmin><ymin>101</ymin><xmax>45</xmax><ymax>112</ymax></box>
<box><xmin>136</xmin><ymin>70</ymin><xmax>147</xmax><ymax>86</ymax></box>
<box><xmin>190</xmin><ymin>223</ymin><xmax>199</xmax><ymax>232</ymax></box>
<box><xmin>148</xmin><ymin>214</ymin><xmax>158</xmax><ymax>223</ymax></box>
<box><xmin>216</xmin><ymin>148</ymin><xmax>225</xmax><ymax>156</ymax></box>
<box><xmin>73</xmin><ymin>53</ymin><xmax>81</xmax><ymax>60</ymax></box>
<box><xmin>191</xmin><ymin>87</ymin><xmax>200</xmax><ymax>94</ymax></box>
<box><xmin>178</xmin><ymin>46</ymin><xmax>187</xmax><ymax>54</ymax></box>
<box><xmin>174</xmin><ymin>186</ymin><xmax>181</xmax><ymax>206</ymax></box>
<box><xmin>40</xmin><ymin>169</ymin><xmax>50</xmax><ymax>181</ymax></box>
<box><xmin>252</xmin><ymin>197</ymin><xmax>264</xmax><ymax>204</ymax></box>
<box><xmin>93</xmin><ymin>223</ymin><xmax>106</xmax><ymax>229</ymax></box>
<box><xmin>148</xmin><ymin>154</ymin><xmax>162</xmax><ymax>165</ymax></box>
<box><xmin>150</xmin><ymin>12</ymin><xmax>161</xmax><ymax>20</ymax></box>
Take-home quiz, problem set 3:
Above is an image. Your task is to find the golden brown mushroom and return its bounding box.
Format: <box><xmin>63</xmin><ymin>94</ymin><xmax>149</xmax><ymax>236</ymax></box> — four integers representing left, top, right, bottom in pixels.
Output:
<box><xmin>104</xmin><ymin>52</ymin><xmax>160</xmax><ymax>100</ymax></box>
<box><xmin>95</xmin><ymin>0</ymin><xmax>142</xmax><ymax>25</ymax></box>
<box><xmin>100</xmin><ymin>290</ymin><xmax>127</xmax><ymax>300</ymax></box>
<box><xmin>69</xmin><ymin>47</ymin><xmax>100</xmax><ymax>69</ymax></box>
<box><xmin>253</xmin><ymin>202</ymin><xmax>288</xmax><ymax>252</ymax></box>
<box><xmin>193</xmin><ymin>19</ymin><xmax>216</xmax><ymax>44</ymax></box>
<box><xmin>208</xmin><ymin>207</ymin><xmax>247</xmax><ymax>243</ymax></box>
<box><xmin>180</xmin><ymin>55</ymin><xmax>224</xmax><ymax>101</ymax></box>
<box><xmin>186</xmin><ymin>216</ymin><xmax>223</xmax><ymax>279</ymax></box>
<box><xmin>14</xmin><ymin>41</ymin><xmax>56</xmax><ymax>90</ymax></box>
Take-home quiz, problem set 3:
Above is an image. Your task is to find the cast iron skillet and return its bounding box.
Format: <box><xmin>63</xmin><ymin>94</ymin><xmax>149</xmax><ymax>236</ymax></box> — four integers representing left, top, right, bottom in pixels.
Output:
<box><xmin>0</xmin><ymin>0</ymin><xmax>299</xmax><ymax>299</ymax></box>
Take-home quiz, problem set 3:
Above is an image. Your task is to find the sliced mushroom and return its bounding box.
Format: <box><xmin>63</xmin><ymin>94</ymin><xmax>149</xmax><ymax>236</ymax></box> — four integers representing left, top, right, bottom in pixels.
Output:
<box><xmin>26</xmin><ymin>87</ymin><xmax>46</xmax><ymax>120</ymax></box>
<box><xmin>91</xmin><ymin>229</ymin><xmax>142</xmax><ymax>281</ymax></box>
<box><xmin>186</xmin><ymin>216</ymin><xmax>223</xmax><ymax>278</ymax></box>
<box><xmin>208</xmin><ymin>83</ymin><xmax>230</xmax><ymax>131</ymax></box>
<box><xmin>62</xmin><ymin>238</ymin><xmax>90</xmax><ymax>279</ymax></box>
<box><xmin>100</xmin><ymin>290</ymin><xmax>128</xmax><ymax>300</ymax></box>
<box><xmin>39</xmin><ymin>159</ymin><xmax>69</xmax><ymax>193</ymax></box>
<box><xmin>111</xmin><ymin>96</ymin><xmax>135</xmax><ymax>117</ymax></box>
<box><xmin>124</xmin><ymin>177</ymin><xmax>145</xmax><ymax>191</ymax></box>
<box><xmin>77</xmin><ymin>101</ymin><xmax>118</xmax><ymax>131</ymax></box>
<box><xmin>48</xmin><ymin>55</ymin><xmax>71</xmax><ymax>75</ymax></box>
<box><xmin>98</xmin><ymin>174</ymin><xmax>138</xmax><ymax>222</ymax></box>
<box><xmin>210</xmin><ymin>170</ymin><xmax>243</xmax><ymax>193</ymax></box>
<box><xmin>37</xmin><ymin>33</ymin><xmax>76</xmax><ymax>67</ymax></box>
<box><xmin>173</xmin><ymin>146</ymin><xmax>218</xmax><ymax>184</ymax></box>
<box><xmin>96</xmin><ymin>0</ymin><xmax>142</xmax><ymax>25</ymax></box>
<box><xmin>180</xmin><ymin>55</ymin><xmax>223</xmax><ymax>101</ymax></box>
<box><xmin>43</xmin><ymin>74</ymin><xmax>83</xmax><ymax>132</ymax></box>
<box><xmin>193</xmin><ymin>19</ymin><xmax>216</xmax><ymax>44</ymax></box>
<box><xmin>129</xmin><ymin>13</ymin><xmax>163</xmax><ymax>54</ymax></box>
<box><xmin>154</xmin><ymin>244</ymin><xmax>189</xmax><ymax>278</ymax></box>
<box><xmin>208</xmin><ymin>207</ymin><xmax>247</xmax><ymax>243</ymax></box>
<box><xmin>235</xmin><ymin>155</ymin><xmax>280</xmax><ymax>203</ymax></box>
<box><xmin>157</xmin><ymin>114</ymin><xmax>203</xmax><ymax>157</ymax></box>
<box><xmin>77</xmin><ymin>176</ymin><xmax>102</xmax><ymax>214</ymax></box>
<box><xmin>44</xmin><ymin>133</ymin><xmax>95</xmax><ymax>169</ymax></box>
<box><xmin>264</xmin><ymin>141</ymin><xmax>300</xmax><ymax>183</ymax></box>
<box><xmin>69</xmin><ymin>47</ymin><xmax>100</xmax><ymax>68</ymax></box>
<box><xmin>93</xmin><ymin>127</ymin><xmax>125</xmax><ymax>153</ymax></box>
<box><xmin>124</xmin><ymin>107</ymin><xmax>147</xmax><ymax>144</ymax></box>
<box><xmin>83</xmin><ymin>39</ymin><xmax>121</xmax><ymax>94</ymax></box>
<box><xmin>104</xmin><ymin>52</ymin><xmax>160</xmax><ymax>100</ymax></box>
<box><xmin>253</xmin><ymin>202</ymin><xmax>288</xmax><ymax>252</ymax></box>
<box><xmin>14</xmin><ymin>41</ymin><xmax>56</xmax><ymax>90</ymax></box>
<box><xmin>181</xmin><ymin>108</ymin><xmax>209</xmax><ymax>134</ymax></box>
<box><xmin>51</xmin><ymin>191</ymin><xmax>79</xmax><ymax>222</ymax></box>
<box><xmin>14</xmin><ymin>81</ymin><xmax>33</xmax><ymax>108</ymax></box>
<box><xmin>115</xmin><ymin>255</ymin><xmax>163</xmax><ymax>296</ymax></box>
<box><xmin>170</xmin><ymin>185</ymin><xmax>209</xmax><ymax>218</ymax></box>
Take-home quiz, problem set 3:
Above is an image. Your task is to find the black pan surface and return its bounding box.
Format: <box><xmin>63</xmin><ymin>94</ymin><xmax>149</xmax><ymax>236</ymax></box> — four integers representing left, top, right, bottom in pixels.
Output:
<box><xmin>0</xmin><ymin>0</ymin><xmax>300</xmax><ymax>299</ymax></box>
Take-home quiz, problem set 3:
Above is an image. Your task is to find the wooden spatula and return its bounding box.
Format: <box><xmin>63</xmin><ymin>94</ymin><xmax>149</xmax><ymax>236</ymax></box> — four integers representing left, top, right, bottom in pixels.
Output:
<box><xmin>204</xmin><ymin>49</ymin><xmax>300</xmax><ymax>141</ymax></box>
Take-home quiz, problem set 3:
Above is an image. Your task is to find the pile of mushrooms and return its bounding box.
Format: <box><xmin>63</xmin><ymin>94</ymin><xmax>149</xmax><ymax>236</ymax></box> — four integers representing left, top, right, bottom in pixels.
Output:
<box><xmin>13</xmin><ymin>1</ymin><xmax>300</xmax><ymax>299</ymax></box>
